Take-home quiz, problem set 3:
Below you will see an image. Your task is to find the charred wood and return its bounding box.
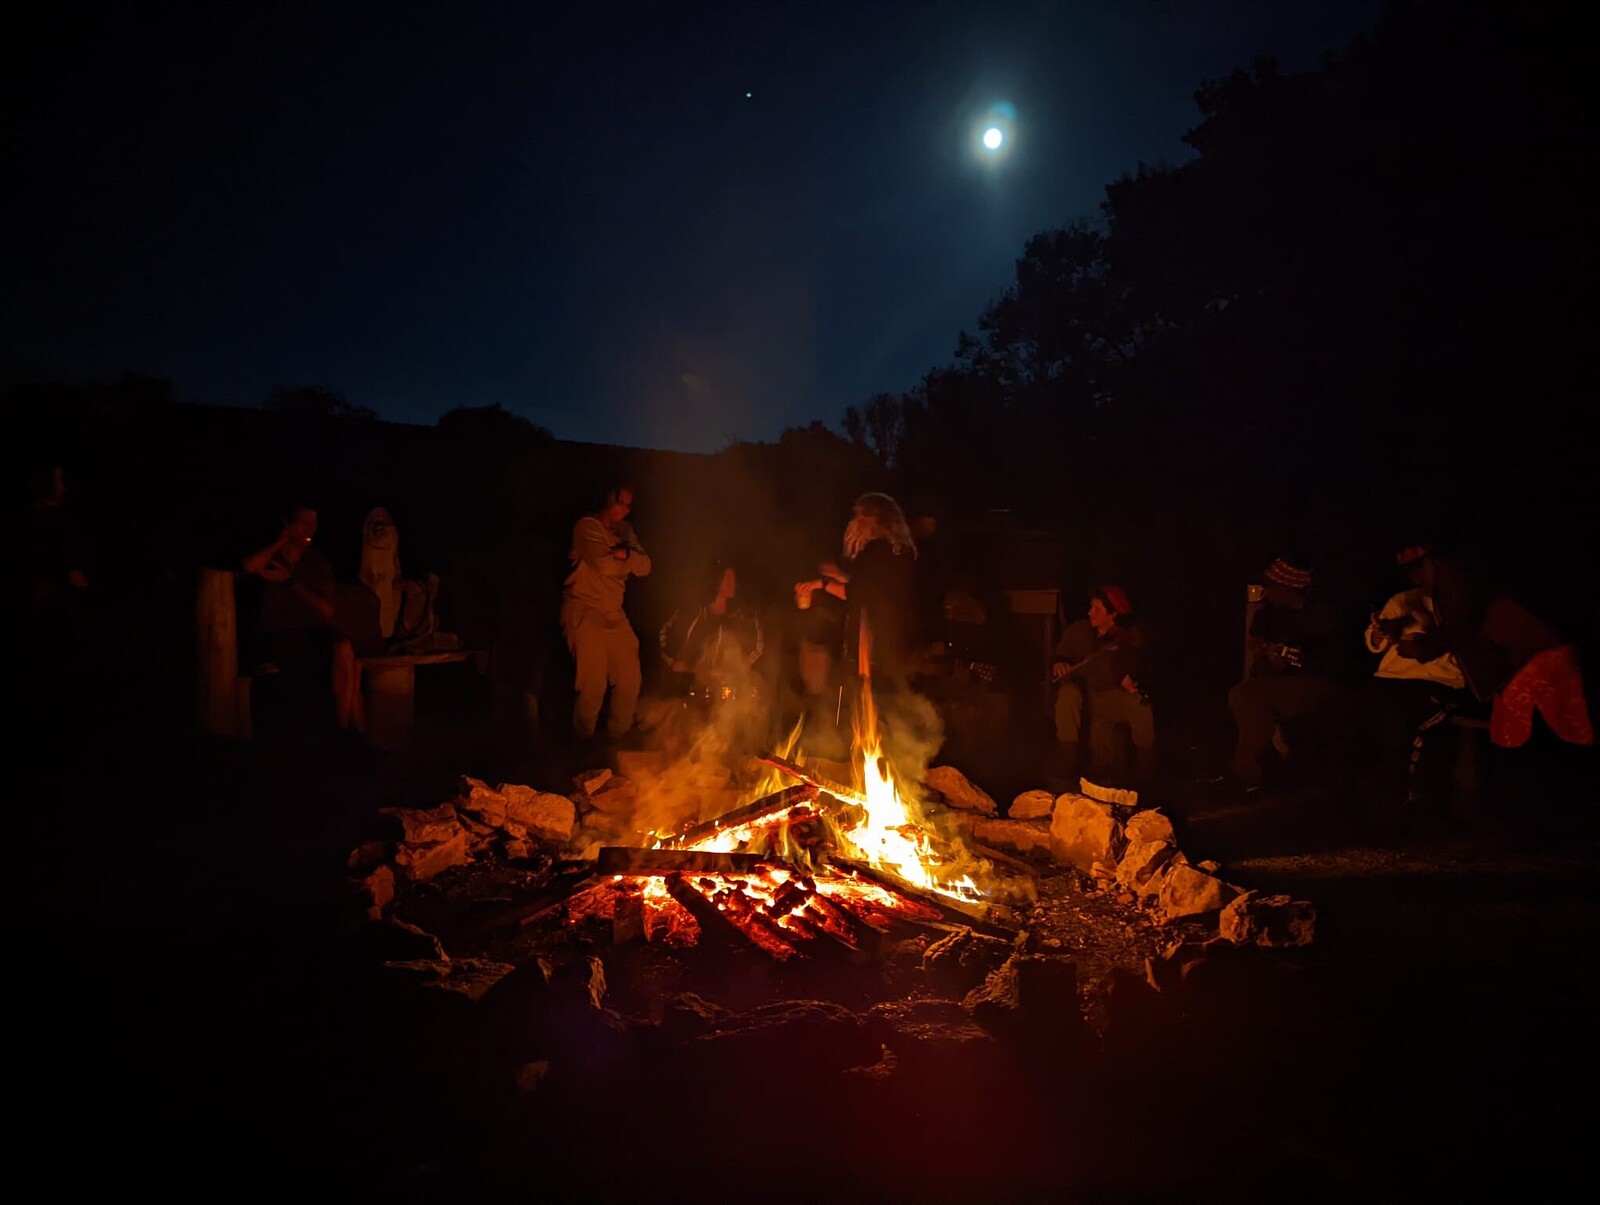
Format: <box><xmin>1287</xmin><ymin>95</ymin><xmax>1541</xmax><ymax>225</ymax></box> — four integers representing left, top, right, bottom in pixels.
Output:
<box><xmin>824</xmin><ymin>854</ymin><xmax>1018</xmax><ymax>940</ymax></box>
<box><xmin>457</xmin><ymin>869</ymin><xmax>599</xmax><ymax>939</ymax></box>
<box><xmin>664</xmin><ymin>875</ymin><xmax>801</xmax><ymax>962</ymax></box>
<box><xmin>595</xmin><ymin>847</ymin><xmax>774</xmax><ymax>876</ymax></box>
<box><xmin>661</xmin><ymin>783</ymin><xmax>820</xmax><ymax>848</ymax></box>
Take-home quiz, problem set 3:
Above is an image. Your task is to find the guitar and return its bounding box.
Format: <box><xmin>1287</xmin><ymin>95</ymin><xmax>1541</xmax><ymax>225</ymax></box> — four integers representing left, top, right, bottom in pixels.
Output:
<box><xmin>917</xmin><ymin>642</ymin><xmax>997</xmax><ymax>684</ymax></box>
<box><xmin>1251</xmin><ymin>641</ymin><xmax>1305</xmax><ymax>671</ymax></box>
<box><xmin>1051</xmin><ymin>647</ymin><xmax>1153</xmax><ymax>707</ymax></box>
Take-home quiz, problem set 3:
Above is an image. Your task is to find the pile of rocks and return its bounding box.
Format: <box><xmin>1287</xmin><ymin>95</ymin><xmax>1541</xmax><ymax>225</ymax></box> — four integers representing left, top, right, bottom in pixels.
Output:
<box><xmin>922</xmin><ymin>766</ymin><xmax>1316</xmax><ymax>951</ymax></box>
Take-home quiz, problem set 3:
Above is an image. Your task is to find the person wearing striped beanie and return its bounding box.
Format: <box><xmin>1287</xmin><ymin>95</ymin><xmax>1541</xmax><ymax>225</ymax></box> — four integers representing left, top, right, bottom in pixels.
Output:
<box><xmin>1227</xmin><ymin>553</ymin><xmax>1347</xmax><ymax>787</ymax></box>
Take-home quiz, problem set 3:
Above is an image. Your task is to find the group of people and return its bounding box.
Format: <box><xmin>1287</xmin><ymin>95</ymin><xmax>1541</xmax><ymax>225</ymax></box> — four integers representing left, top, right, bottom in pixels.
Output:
<box><xmin>1224</xmin><ymin>545</ymin><xmax>1593</xmax><ymax>825</ymax></box>
<box><xmin>239</xmin><ymin>504</ymin><xmax>451</xmax><ymax>739</ymax></box>
<box><xmin>1039</xmin><ymin>540</ymin><xmax>1591</xmax><ymax>824</ymax></box>
<box><xmin>560</xmin><ymin>483</ymin><xmax>1593</xmax><ymax>827</ymax></box>
<box><xmin>557</xmin><ymin>485</ymin><xmax>922</xmax><ymax>749</ymax></box>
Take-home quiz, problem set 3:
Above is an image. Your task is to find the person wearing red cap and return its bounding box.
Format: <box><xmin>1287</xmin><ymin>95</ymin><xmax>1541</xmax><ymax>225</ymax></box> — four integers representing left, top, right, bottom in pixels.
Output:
<box><xmin>1050</xmin><ymin>585</ymin><xmax>1154</xmax><ymax>787</ymax></box>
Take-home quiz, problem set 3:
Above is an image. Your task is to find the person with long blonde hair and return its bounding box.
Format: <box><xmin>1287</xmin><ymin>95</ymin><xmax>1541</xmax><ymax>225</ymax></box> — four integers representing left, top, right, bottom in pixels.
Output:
<box><xmin>796</xmin><ymin>492</ymin><xmax>918</xmax><ymax>690</ymax></box>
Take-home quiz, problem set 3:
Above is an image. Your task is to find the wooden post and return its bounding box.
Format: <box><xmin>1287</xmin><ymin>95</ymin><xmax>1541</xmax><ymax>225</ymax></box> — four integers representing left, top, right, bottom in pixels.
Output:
<box><xmin>1005</xmin><ymin>588</ymin><xmax>1059</xmax><ymax>719</ymax></box>
<box><xmin>1243</xmin><ymin>584</ymin><xmax>1264</xmax><ymax>682</ymax></box>
<box><xmin>364</xmin><ymin>660</ymin><xmax>417</xmax><ymax>750</ymax></box>
<box><xmin>196</xmin><ymin>568</ymin><xmax>249</xmax><ymax>737</ymax></box>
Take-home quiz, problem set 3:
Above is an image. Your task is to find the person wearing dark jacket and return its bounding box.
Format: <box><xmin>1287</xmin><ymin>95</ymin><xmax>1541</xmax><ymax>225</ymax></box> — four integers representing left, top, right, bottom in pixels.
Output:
<box><xmin>660</xmin><ymin>560</ymin><xmax>765</xmax><ymax>703</ymax></box>
<box><xmin>795</xmin><ymin>492</ymin><xmax>918</xmax><ymax>695</ymax></box>
<box><xmin>1052</xmin><ymin>584</ymin><xmax>1154</xmax><ymax>785</ymax></box>
<box><xmin>1227</xmin><ymin>555</ymin><xmax>1346</xmax><ymax>787</ymax></box>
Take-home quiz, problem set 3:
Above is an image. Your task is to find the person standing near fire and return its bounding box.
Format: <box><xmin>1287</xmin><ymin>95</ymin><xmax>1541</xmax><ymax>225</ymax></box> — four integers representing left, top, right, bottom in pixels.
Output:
<box><xmin>795</xmin><ymin>492</ymin><xmax>918</xmax><ymax>699</ymax></box>
<box><xmin>561</xmin><ymin>483</ymin><xmax>651</xmax><ymax>743</ymax></box>
<box><xmin>660</xmin><ymin>558</ymin><xmax>765</xmax><ymax>700</ymax></box>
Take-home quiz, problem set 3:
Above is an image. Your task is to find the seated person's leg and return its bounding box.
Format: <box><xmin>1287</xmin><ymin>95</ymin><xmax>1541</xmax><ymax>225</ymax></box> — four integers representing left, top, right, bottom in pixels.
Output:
<box><xmin>1228</xmin><ymin>678</ymin><xmax>1275</xmax><ymax>784</ymax></box>
<box><xmin>1089</xmin><ymin>686</ymin><xmax>1157</xmax><ymax>785</ymax></box>
<box><xmin>1054</xmin><ymin>681</ymin><xmax>1085</xmax><ymax>778</ymax></box>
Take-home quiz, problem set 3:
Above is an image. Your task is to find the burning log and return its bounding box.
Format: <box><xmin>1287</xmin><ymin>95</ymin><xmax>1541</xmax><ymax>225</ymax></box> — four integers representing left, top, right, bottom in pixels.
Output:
<box><xmin>824</xmin><ymin>854</ymin><xmax>1018</xmax><ymax>940</ymax></box>
<box><xmin>757</xmin><ymin>755</ymin><xmax>866</xmax><ymax>805</ymax></box>
<box><xmin>773</xmin><ymin>907</ymin><xmax>866</xmax><ymax>964</ymax></box>
<box><xmin>664</xmin><ymin>874</ymin><xmax>801</xmax><ymax>962</ymax></box>
<box><xmin>717</xmin><ymin>882</ymin><xmax>821</xmax><ymax>960</ymax></box>
<box><xmin>595</xmin><ymin>847</ymin><xmax>776</xmax><ymax>876</ymax></box>
<box><xmin>803</xmin><ymin>894</ymin><xmax>888</xmax><ymax>963</ymax></box>
<box><xmin>661</xmin><ymin>783</ymin><xmax>820</xmax><ymax>849</ymax></box>
<box><xmin>612</xmin><ymin>883</ymin><xmax>646</xmax><ymax>945</ymax></box>
<box><xmin>765</xmin><ymin>876</ymin><xmax>814</xmax><ymax>918</ymax></box>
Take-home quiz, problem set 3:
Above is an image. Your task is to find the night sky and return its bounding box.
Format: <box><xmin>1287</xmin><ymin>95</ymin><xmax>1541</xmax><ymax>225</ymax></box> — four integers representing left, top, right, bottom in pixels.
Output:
<box><xmin>7</xmin><ymin>1</ymin><xmax>1381</xmax><ymax>452</ymax></box>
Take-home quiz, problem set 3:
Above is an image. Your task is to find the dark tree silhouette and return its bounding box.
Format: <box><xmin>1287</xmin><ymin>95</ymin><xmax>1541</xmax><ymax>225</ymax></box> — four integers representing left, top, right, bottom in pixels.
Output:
<box><xmin>841</xmin><ymin>392</ymin><xmax>906</xmax><ymax>467</ymax></box>
<box><xmin>263</xmin><ymin>384</ymin><xmax>377</xmax><ymax>422</ymax></box>
<box><xmin>859</xmin><ymin>0</ymin><xmax>1594</xmax><ymax>533</ymax></box>
<box><xmin>437</xmin><ymin>403</ymin><xmax>554</xmax><ymax>445</ymax></box>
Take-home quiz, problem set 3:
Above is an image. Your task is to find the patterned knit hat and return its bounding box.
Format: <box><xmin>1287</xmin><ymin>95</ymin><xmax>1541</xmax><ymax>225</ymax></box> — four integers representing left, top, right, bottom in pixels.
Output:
<box><xmin>1395</xmin><ymin>544</ymin><xmax>1436</xmax><ymax>567</ymax></box>
<box><xmin>1263</xmin><ymin>556</ymin><xmax>1312</xmax><ymax>591</ymax></box>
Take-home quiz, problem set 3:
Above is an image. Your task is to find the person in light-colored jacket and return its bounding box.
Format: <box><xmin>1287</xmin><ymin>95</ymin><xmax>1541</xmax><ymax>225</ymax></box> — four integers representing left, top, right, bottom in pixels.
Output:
<box><xmin>560</xmin><ymin>484</ymin><xmax>651</xmax><ymax>740</ymax></box>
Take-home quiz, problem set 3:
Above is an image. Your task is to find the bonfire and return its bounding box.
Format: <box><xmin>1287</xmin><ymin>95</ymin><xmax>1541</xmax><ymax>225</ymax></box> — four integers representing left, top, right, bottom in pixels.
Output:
<box><xmin>561</xmin><ymin>675</ymin><xmax>1009</xmax><ymax>962</ymax></box>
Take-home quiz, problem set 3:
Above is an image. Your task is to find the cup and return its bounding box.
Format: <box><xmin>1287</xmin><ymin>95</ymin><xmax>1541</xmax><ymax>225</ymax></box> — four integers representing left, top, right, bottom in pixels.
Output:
<box><xmin>1247</xmin><ymin>583</ymin><xmax>1265</xmax><ymax>603</ymax></box>
<box><xmin>795</xmin><ymin>583</ymin><xmax>813</xmax><ymax>610</ymax></box>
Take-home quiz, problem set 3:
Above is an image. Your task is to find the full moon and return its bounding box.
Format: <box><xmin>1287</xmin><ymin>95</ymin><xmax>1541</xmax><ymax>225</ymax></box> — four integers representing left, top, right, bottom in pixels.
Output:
<box><xmin>982</xmin><ymin>126</ymin><xmax>1004</xmax><ymax>150</ymax></box>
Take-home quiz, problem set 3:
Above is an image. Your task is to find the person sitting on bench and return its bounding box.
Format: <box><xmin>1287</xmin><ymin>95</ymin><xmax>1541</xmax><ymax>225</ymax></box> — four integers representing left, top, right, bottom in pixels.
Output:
<box><xmin>1363</xmin><ymin>544</ymin><xmax>1473</xmax><ymax>827</ymax></box>
<box><xmin>1051</xmin><ymin>584</ymin><xmax>1154</xmax><ymax>788</ymax></box>
<box><xmin>1227</xmin><ymin>554</ymin><xmax>1347</xmax><ymax>790</ymax></box>
<box><xmin>242</xmin><ymin>504</ymin><xmax>367</xmax><ymax>736</ymax></box>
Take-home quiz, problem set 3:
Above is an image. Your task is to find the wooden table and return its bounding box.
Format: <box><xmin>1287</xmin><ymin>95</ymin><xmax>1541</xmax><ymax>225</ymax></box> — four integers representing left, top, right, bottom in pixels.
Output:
<box><xmin>358</xmin><ymin>650</ymin><xmax>483</xmax><ymax>750</ymax></box>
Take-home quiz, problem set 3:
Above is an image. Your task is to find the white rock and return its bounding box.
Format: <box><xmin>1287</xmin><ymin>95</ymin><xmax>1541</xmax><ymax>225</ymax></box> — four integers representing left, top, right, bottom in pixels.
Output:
<box><xmin>1049</xmin><ymin>795</ymin><xmax>1122</xmax><ymax>872</ymax></box>
<box><xmin>925</xmin><ymin>766</ymin><xmax>998</xmax><ymax>815</ymax></box>
<box><xmin>502</xmin><ymin>785</ymin><xmax>577</xmax><ymax>843</ymax></box>
<box><xmin>1008</xmin><ymin>790</ymin><xmax>1055</xmax><ymax>820</ymax></box>
<box><xmin>1125</xmin><ymin>810</ymin><xmax>1176</xmax><ymax>846</ymax></box>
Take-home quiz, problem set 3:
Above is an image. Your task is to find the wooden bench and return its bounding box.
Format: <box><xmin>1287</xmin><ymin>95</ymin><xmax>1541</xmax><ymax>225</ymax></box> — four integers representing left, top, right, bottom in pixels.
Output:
<box><xmin>195</xmin><ymin>567</ymin><xmax>483</xmax><ymax>748</ymax></box>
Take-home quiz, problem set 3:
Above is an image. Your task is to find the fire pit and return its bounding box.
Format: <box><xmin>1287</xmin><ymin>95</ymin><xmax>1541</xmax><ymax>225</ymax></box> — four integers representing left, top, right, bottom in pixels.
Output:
<box><xmin>509</xmin><ymin>682</ymin><xmax>1028</xmax><ymax>965</ymax></box>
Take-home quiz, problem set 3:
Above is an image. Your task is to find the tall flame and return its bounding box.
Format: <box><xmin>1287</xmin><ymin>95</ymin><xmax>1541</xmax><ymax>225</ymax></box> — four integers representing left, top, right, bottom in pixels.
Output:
<box><xmin>844</xmin><ymin>676</ymin><xmax>978</xmax><ymax>901</ymax></box>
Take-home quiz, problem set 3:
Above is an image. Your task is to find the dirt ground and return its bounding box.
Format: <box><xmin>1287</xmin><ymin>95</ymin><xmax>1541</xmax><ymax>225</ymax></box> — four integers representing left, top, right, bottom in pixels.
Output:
<box><xmin>19</xmin><ymin>673</ymin><xmax>1600</xmax><ymax>1200</ymax></box>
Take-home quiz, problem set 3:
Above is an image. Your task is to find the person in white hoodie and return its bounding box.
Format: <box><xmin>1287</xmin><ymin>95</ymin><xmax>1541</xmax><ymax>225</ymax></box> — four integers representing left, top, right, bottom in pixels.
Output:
<box><xmin>1363</xmin><ymin>549</ymin><xmax>1470</xmax><ymax>825</ymax></box>
<box><xmin>561</xmin><ymin>484</ymin><xmax>652</xmax><ymax>741</ymax></box>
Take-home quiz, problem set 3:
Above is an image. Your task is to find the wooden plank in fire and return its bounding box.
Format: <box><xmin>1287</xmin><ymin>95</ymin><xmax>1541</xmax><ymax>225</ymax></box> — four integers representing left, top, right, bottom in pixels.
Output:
<box><xmin>757</xmin><ymin>754</ymin><xmax>867</xmax><ymax>805</ymax></box>
<box><xmin>801</xmin><ymin>893</ymin><xmax>888</xmax><ymax>963</ymax></box>
<box><xmin>774</xmin><ymin>907</ymin><xmax>867</xmax><ymax>964</ymax></box>
<box><xmin>456</xmin><ymin>867</ymin><xmax>601</xmax><ymax>939</ymax></box>
<box><xmin>823</xmin><ymin>853</ymin><xmax>1018</xmax><ymax>940</ymax></box>
<box><xmin>664</xmin><ymin>874</ymin><xmax>801</xmax><ymax>962</ymax></box>
<box><xmin>594</xmin><ymin>847</ymin><xmax>775</xmax><ymax>876</ymax></box>
<box><xmin>660</xmin><ymin>783</ymin><xmax>820</xmax><ymax>849</ymax></box>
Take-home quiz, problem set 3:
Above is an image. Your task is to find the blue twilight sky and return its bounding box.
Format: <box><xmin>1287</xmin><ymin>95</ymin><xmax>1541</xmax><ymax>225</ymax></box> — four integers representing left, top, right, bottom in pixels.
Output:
<box><xmin>5</xmin><ymin>0</ymin><xmax>1382</xmax><ymax>452</ymax></box>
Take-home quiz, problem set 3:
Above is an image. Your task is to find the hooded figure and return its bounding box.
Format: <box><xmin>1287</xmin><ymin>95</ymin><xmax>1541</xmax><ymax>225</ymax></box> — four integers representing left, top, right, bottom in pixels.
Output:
<box><xmin>359</xmin><ymin>507</ymin><xmax>402</xmax><ymax>640</ymax></box>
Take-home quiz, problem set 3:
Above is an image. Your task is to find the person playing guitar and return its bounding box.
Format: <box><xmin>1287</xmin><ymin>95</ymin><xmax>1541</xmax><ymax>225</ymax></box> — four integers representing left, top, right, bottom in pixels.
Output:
<box><xmin>1227</xmin><ymin>554</ymin><xmax>1346</xmax><ymax>789</ymax></box>
<box><xmin>1051</xmin><ymin>584</ymin><xmax>1157</xmax><ymax>788</ymax></box>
